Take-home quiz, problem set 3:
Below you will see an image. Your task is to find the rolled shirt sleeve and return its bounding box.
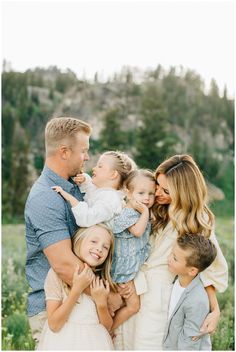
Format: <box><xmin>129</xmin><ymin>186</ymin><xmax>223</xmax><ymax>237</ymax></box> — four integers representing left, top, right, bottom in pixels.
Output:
<box><xmin>134</xmin><ymin>270</ymin><xmax>148</xmax><ymax>295</ymax></box>
<box><xmin>27</xmin><ymin>190</ymin><xmax>71</xmax><ymax>250</ymax></box>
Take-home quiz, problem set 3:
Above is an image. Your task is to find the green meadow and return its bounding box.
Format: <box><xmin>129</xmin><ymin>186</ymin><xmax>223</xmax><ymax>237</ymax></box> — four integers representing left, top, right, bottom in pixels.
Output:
<box><xmin>1</xmin><ymin>219</ymin><xmax>234</xmax><ymax>350</ymax></box>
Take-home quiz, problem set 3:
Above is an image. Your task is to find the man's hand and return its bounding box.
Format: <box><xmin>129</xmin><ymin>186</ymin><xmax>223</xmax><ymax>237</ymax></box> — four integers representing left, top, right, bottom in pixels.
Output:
<box><xmin>117</xmin><ymin>281</ymin><xmax>136</xmax><ymax>299</ymax></box>
<box><xmin>107</xmin><ymin>291</ymin><xmax>123</xmax><ymax>317</ymax></box>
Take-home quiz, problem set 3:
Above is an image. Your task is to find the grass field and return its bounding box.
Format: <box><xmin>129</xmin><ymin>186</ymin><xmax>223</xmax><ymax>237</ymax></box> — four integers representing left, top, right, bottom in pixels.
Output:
<box><xmin>1</xmin><ymin>219</ymin><xmax>234</xmax><ymax>350</ymax></box>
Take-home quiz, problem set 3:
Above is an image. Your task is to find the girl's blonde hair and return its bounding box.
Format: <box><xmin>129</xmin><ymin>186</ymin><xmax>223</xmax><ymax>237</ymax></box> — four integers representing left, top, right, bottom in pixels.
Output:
<box><xmin>102</xmin><ymin>151</ymin><xmax>137</xmax><ymax>189</ymax></box>
<box><xmin>72</xmin><ymin>223</ymin><xmax>117</xmax><ymax>292</ymax></box>
<box><xmin>152</xmin><ymin>154</ymin><xmax>214</xmax><ymax>238</ymax></box>
<box><xmin>124</xmin><ymin>169</ymin><xmax>155</xmax><ymax>191</ymax></box>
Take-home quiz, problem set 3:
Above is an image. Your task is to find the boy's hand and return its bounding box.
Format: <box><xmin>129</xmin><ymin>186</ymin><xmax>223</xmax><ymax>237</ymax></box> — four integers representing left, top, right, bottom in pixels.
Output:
<box><xmin>74</xmin><ymin>173</ymin><xmax>86</xmax><ymax>185</ymax></box>
<box><xmin>90</xmin><ymin>277</ymin><xmax>110</xmax><ymax>306</ymax></box>
<box><xmin>72</xmin><ymin>263</ymin><xmax>94</xmax><ymax>293</ymax></box>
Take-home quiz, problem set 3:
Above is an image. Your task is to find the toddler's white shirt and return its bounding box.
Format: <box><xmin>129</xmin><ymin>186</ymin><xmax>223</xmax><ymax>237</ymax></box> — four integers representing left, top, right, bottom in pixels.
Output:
<box><xmin>72</xmin><ymin>174</ymin><xmax>124</xmax><ymax>229</ymax></box>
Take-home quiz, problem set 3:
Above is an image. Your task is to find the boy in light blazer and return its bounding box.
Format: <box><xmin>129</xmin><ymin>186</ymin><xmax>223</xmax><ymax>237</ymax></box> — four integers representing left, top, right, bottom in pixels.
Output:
<box><xmin>163</xmin><ymin>233</ymin><xmax>217</xmax><ymax>350</ymax></box>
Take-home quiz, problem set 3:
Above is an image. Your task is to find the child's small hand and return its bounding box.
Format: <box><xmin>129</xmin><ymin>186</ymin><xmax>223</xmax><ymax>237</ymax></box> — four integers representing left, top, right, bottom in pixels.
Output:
<box><xmin>90</xmin><ymin>276</ymin><xmax>110</xmax><ymax>306</ymax></box>
<box><xmin>74</xmin><ymin>173</ymin><xmax>86</xmax><ymax>185</ymax></box>
<box><xmin>72</xmin><ymin>263</ymin><xmax>94</xmax><ymax>293</ymax></box>
<box><xmin>52</xmin><ymin>185</ymin><xmax>79</xmax><ymax>206</ymax></box>
<box><xmin>130</xmin><ymin>199</ymin><xmax>149</xmax><ymax>214</ymax></box>
<box><xmin>52</xmin><ymin>185</ymin><xmax>63</xmax><ymax>194</ymax></box>
<box><xmin>52</xmin><ymin>185</ymin><xmax>69</xmax><ymax>200</ymax></box>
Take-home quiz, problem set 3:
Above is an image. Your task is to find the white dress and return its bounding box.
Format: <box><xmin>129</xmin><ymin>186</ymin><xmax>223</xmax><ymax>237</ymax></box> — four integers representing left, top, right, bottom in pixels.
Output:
<box><xmin>114</xmin><ymin>222</ymin><xmax>228</xmax><ymax>350</ymax></box>
<box><xmin>72</xmin><ymin>173</ymin><xmax>124</xmax><ymax>229</ymax></box>
<box><xmin>38</xmin><ymin>269</ymin><xmax>114</xmax><ymax>351</ymax></box>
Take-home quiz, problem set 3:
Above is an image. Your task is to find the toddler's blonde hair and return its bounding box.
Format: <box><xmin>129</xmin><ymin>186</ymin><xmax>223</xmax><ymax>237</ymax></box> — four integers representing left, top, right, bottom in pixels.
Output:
<box><xmin>102</xmin><ymin>150</ymin><xmax>137</xmax><ymax>189</ymax></box>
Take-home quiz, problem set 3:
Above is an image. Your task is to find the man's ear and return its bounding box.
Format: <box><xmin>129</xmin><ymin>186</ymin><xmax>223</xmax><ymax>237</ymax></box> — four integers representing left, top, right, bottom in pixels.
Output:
<box><xmin>59</xmin><ymin>145</ymin><xmax>70</xmax><ymax>160</ymax></box>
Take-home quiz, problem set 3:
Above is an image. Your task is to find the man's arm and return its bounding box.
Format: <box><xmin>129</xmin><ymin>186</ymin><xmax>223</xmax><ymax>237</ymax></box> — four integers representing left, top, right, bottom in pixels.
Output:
<box><xmin>44</xmin><ymin>239</ymin><xmax>83</xmax><ymax>286</ymax></box>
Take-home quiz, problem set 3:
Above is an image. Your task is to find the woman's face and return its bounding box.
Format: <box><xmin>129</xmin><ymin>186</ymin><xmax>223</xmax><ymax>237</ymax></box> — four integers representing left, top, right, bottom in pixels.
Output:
<box><xmin>155</xmin><ymin>173</ymin><xmax>172</xmax><ymax>205</ymax></box>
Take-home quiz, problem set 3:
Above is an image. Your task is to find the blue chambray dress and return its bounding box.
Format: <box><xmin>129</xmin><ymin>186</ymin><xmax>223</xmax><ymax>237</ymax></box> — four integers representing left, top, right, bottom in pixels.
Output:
<box><xmin>111</xmin><ymin>207</ymin><xmax>151</xmax><ymax>283</ymax></box>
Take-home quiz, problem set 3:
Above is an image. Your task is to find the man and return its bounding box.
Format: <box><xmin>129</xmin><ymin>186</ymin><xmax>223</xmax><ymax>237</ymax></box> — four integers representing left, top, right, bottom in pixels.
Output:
<box><xmin>25</xmin><ymin>117</ymin><xmax>92</xmax><ymax>344</ymax></box>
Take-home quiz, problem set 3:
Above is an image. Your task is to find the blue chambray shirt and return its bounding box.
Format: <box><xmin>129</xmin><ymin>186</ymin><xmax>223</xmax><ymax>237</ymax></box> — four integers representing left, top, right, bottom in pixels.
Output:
<box><xmin>24</xmin><ymin>165</ymin><xmax>84</xmax><ymax>316</ymax></box>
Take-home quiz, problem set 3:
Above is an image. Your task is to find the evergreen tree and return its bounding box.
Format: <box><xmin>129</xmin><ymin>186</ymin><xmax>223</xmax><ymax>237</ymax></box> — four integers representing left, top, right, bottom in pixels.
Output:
<box><xmin>135</xmin><ymin>84</ymin><xmax>177</xmax><ymax>169</ymax></box>
<box><xmin>99</xmin><ymin>108</ymin><xmax>126</xmax><ymax>151</ymax></box>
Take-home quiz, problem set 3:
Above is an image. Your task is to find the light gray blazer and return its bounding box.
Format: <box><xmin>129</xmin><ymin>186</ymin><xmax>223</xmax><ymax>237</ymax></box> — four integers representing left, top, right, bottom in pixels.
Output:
<box><xmin>163</xmin><ymin>274</ymin><xmax>212</xmax><ymax>350</ymax></box>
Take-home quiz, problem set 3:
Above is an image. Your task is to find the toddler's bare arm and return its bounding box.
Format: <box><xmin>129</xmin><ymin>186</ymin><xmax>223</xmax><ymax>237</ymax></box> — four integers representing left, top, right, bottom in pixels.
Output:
<box><xmin>52</xmin><ymin>186</ymin><xmax>79</xmax><ymax>207</ymax></box>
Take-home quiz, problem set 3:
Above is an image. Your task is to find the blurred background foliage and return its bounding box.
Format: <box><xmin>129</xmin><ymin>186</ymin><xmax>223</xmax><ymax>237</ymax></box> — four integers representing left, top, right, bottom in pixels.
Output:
<box><xmin>2</xmin><ymin>63</ymin><xmax>234</xmax><ymax>222</ymax></box>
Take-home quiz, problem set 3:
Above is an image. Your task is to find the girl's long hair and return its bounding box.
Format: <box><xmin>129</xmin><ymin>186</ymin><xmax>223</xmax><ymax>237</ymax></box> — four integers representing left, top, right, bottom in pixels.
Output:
<box><xmin>72</xmin><ymin>223</ymin><xmax>117</xmax><ymax>292</ymax></box>
<box><xmin>152</xmin><ymin>154</ymin><xmax>214</xmax><ymax>238</ymax></box>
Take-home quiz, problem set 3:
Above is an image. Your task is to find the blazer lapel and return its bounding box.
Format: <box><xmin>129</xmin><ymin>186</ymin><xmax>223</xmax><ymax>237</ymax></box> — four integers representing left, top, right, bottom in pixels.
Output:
<box><xmin>163</xmin><ymin>275</ymin><xmax>201</xmax><ymax>341</ymax></box>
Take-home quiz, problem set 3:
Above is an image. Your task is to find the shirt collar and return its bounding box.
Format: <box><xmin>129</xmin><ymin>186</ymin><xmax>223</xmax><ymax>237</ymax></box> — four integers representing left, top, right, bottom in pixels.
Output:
<box><xmin>43</xmin><ymin>165</ymin><xmax>77</xmax><ymax>193</ymax></box>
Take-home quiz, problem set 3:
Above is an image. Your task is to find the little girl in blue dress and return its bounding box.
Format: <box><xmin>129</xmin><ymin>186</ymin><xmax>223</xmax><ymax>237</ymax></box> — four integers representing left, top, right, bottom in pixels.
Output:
<box><xmin>111</xmin><ymin>169</ymin><xmax>156</xmax><ymax>330</ymax></box>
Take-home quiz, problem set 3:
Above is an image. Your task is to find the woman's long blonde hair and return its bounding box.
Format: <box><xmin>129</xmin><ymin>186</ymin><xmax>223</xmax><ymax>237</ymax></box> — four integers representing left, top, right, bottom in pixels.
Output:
<box><xmin>152</xmin><ymin>154</ymin><xmax>214</xmax><ymax>238</ymax></box>
<box><xmin>72</xmin><ymin>224</ymin><xmax>117</xmax><ymax>292</ymax></box>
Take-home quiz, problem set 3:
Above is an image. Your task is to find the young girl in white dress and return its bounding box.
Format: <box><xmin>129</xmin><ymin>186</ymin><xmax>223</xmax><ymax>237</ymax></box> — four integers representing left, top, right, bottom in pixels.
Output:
<box><xmin>37</xmin><ymin>224</ymin><xmax>116</xmax><ymax>351</ymax></box>
<box><xmin>53</xmin><ymin>151</ymin><xmax>136</xmax><ymax>229</ymax></box>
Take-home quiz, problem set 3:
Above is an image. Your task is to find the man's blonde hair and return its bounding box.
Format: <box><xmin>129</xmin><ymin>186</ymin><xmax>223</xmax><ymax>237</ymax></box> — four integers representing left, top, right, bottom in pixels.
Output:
<box><xmin>45</xmin><ymin>117</ymin><xmax>92</xmax><ymax>156</ymax></box>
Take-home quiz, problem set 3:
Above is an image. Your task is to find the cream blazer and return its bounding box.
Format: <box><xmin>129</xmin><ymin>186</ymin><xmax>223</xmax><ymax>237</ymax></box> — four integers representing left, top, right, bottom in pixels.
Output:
<box><xmin>114</xmin><ymin>222</ymin><xmax>228</xmax><ymax>351</ymax></box>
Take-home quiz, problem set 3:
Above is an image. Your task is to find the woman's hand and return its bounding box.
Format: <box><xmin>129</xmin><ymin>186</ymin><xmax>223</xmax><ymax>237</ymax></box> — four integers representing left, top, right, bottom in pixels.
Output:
<box><xmin>200</xmin><ymin>309</ymin><xmax>220</xmax><ymax>335</ymax></box>
<box><xmin>90</xmin><ymin>276</ymin><xmax>110</xmax><ymax>306</ymax></box>
<box><xmin>192</xmin><ymin>309</ymin><xmax>220</xmax><ymax>341</ymax></box>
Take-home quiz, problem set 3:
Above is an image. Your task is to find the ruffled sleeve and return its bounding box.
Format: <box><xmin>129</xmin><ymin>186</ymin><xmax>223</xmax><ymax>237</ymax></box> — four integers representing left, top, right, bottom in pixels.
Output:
<box><xmin>44</xmin><ymin>268</ymin><xmax>64</xmax><ymax>301</ymax></box>
<box><xmin>113</xmin><ymin>208</ymin><xmax>140</xmax><ymax>234</ymax></box>
<box><xmin>200</xmin><ymin>230</ymin><xmax>228</xmax><ymax>293</ymax></box>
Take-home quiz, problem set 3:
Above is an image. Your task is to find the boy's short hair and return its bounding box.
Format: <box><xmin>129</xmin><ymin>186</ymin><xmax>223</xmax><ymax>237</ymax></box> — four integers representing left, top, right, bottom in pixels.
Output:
<box><xmin>177</xmin><ymin>233</ymin><xmax>217</xmax><ymax>272</ymax></box>
<box><xmin>45</xmin><ymin>116</ymin><xmax>92</xmax><ymax>156</ymax></box>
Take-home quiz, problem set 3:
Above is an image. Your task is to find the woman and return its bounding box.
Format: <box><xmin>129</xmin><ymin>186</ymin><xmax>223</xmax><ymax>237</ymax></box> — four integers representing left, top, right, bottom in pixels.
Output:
<box><xmin>114</xmin><ymin>154</ymin><xmax>228</xmax><ymax>350</ymax></box>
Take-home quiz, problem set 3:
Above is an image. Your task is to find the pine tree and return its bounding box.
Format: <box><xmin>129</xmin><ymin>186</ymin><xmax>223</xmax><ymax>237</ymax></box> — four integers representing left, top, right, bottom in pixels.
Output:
<box><xmin>135</xmin><ymin>84</ymin><xmax>177</xmax><ymax>169</ymax></box>
<box><xmin>99</xmin><ymin>108</ymin><xmax>126</xmax><ymax>151</ymax></box>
